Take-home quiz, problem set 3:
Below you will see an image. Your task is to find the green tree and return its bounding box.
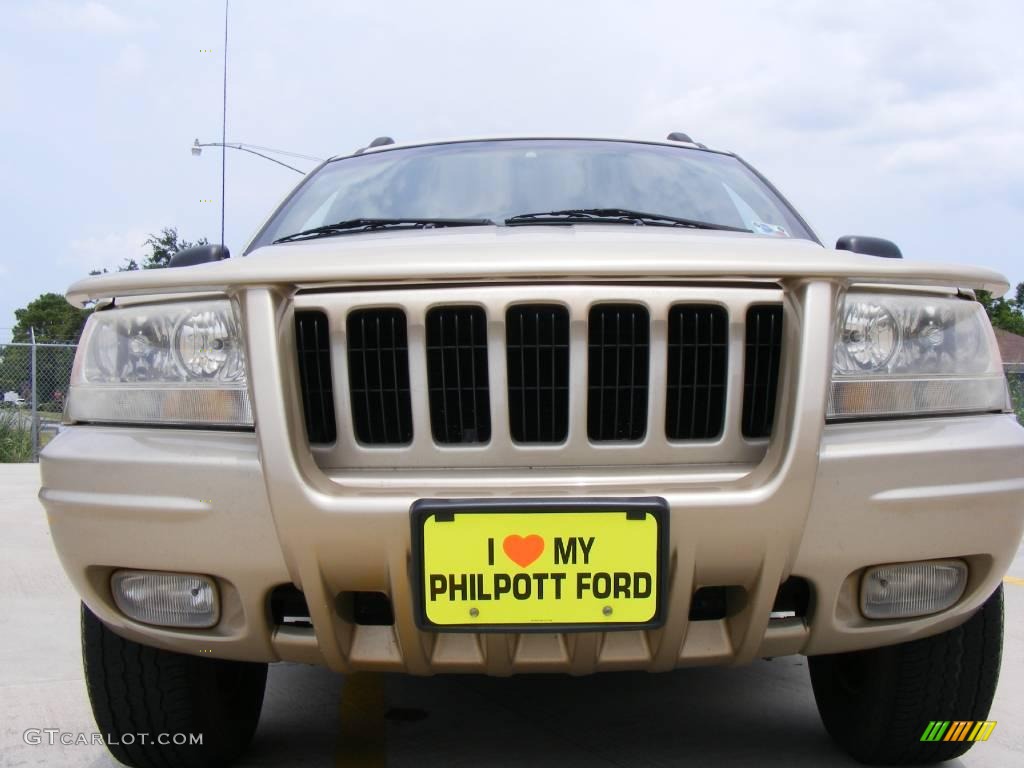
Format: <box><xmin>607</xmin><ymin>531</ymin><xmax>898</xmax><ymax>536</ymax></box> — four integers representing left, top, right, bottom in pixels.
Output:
<box><xmin>977</xmin><ymin>282</ymin><xmax>1024</xmax><ymax>336</ymax></box>
<box><xmin>141</xmin><ymin>227</ymin><xmax>209</xmax><ymax>269</ymax></box>
<box><xmin>89</xmin><ymin>227</ymin><xmax>210</xmax><ymax>274</ymax></box>
<box><xmin>12</xmin><ymin>293</ymin><xmax>91</xmax><ymax>343</ymax></box>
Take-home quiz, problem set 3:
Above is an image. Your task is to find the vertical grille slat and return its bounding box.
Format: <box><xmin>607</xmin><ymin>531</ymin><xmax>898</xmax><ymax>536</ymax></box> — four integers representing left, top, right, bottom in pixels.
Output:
<box><xmin>295</xmin><ymin>310</ymin><xmax>337</xmax><ymax>444</ymax></box>
<box><xmin>347</xmin><ymin>308</ymin><xmax>413</xmax><ymax>445</ymax></box>
<box><xmin>359</xmin><ymin>314</ymin><xmax>375</xmax><ymax>443</ymax></box>
<box><xmin>703</xmin><ymin>312</ymin><xmax>714</xmax><ymax>436</ymax></box>
<box><xmin>534</xmin><ymin>313</ymin><xmax>541</xmax><ymax>439</ymax></box>
<box><xmin>427</xmin><ymin>306</ymin><xmax>490</xmax><ymax>444</ymax></box>
<box><xmin>453</xmin><ymin>313</ymin><xmax>465</xmax><ymax>439</ymax></box>
<box><xmin>506</xmin><ymin>305</ymin><xmax>569</xmax><ymax>443</ymax></box>
<box><xmin>548</xmin><ymin>312</ymin><xmax>557</xmax><ymax>437</ymax></box>
<box><xmin>389</xmin><ymin>315</ymin><xmax>404</xmax><ymax>440</ymax></box>
<box><xmin>588</xmin><ymin>304</ymin><xmax>649</xmax><ymax>442</ymax></box>
<box><xmin>519</xmin><ymin>314</ymin><xmax>528</xmax><ymax>438</ymax></box>
<box><xmin>742</xmin><ymin>305</ymin><xmax>784</xmax><ymax>438</ymax></box>
<box><xmin>373</xmin><ymin>316</ymin><xmax>386</xmax><ymax>439</ymax></box>
<box><xmin>598</xmin><ymin>312</ymin><xmax>607</xmax><ymax>438</ymax></box>
<box><xmin>689</xmin><ymin>312</ymin><xmax>699</xmax><ymax>433</ymax></box>
<box><xmin>666</xmin><ymin>305</ymin><xmax>728</xmax><ymax>440</ymax></box>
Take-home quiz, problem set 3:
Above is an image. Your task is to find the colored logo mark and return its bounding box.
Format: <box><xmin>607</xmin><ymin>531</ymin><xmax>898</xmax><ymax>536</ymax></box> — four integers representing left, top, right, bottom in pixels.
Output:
<box><xmin>502</xmin><ymin>534</ymin><xmax>544</xmax><ymax>568</ymax></box>
<box><xmin>920</xmin><ymin>721</ymin><xmax>997</xmax><ymax>742</ymax></box>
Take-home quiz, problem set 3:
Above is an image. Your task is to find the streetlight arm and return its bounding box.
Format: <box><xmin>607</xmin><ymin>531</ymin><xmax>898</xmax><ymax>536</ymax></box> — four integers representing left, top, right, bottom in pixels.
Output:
<box><xmin>230</xmin><ymin>142</ymin><xmax>324</xmax><ymax>162</ymax></box>
<box><xmin>194</xmin><ymin>141</ymin><xmax>307</xmax><ymax>174</ymax></box>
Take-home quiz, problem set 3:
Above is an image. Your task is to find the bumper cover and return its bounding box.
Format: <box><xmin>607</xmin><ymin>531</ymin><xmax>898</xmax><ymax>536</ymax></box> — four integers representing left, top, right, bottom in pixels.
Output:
<box><xmin>39</xmin><ymin>411</ymin><xmax>1024</xmax><ymax>674</ymax></box>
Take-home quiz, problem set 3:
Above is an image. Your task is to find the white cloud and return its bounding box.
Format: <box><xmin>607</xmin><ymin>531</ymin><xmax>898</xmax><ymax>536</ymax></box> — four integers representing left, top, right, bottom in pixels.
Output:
<box><xmin>77</xmin><ymin>0</ymin><xmax>129</xmax><ymax>32</ymax></box>
<box><xmin>629</xmin><ymin>0</ymin><xmax>1023</xmax><ymax>199</ymax></box>
<box><xmin>64</xmin><ymin>230</ymin><xmax>151</xmax><ymax>274</ymax></box>
<box><xmin>24</xmin><ymin>0</ymin><xmax>131</xmax><ymax>34</ymax></box>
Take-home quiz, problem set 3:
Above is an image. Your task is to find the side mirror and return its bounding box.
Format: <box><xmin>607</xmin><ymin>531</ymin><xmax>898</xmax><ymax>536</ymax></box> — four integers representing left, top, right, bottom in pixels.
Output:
<box><xmin>168</xmin><ymin>244</ymin><xmax>230</xmax><ymax>268</ymax></box>
<box><xmin>835</xmin><ymin>235</ymin><xmax>902</xmax><ymax>259</ymax></box>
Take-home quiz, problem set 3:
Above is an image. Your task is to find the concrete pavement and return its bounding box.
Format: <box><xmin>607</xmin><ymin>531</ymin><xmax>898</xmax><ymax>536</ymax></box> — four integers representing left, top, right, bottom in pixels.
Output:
<box><xmin>3</xmin><ymin>462</ymin><xmax>1022</xmax><ymax>767</ymax></box>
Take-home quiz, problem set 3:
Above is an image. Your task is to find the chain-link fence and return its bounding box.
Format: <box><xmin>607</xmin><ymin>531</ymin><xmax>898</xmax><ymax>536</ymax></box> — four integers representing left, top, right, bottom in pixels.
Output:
<box><xmin>0</xmin><ymin>339</ymin><xmax>1022</xmax><ymax>462</ymax></box>
<box><xmin>0</xmin><ymin>339</ymin><xmax>77</xmax><ymax>462</ymax></box>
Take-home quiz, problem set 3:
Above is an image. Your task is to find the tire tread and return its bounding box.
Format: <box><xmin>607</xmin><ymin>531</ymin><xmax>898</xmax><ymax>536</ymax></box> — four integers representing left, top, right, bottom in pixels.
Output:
<box><xmin>81</xmin><ymin>603</ymin><xmax>266</xmax><ymax>768</ymax></box>
<box><xmin>810</xmin><ymin>585</ymin><xmax>1003</xmax><ymax>765</ymax></box>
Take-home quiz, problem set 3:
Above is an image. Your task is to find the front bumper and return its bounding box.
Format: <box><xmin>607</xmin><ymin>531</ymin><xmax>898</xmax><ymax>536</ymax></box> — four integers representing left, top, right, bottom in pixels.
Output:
<box><xmin>39</xmin><ymin>410</ymin><xmax>1024</xmax><ymax>674</ymax></box>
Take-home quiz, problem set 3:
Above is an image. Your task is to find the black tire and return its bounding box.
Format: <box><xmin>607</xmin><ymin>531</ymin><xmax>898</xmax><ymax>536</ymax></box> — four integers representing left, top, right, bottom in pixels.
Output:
<box><xmin>81</xmin><ymin>603</ymin><xmax>268</xmax><ymax>768</ymax></box>
<box><xmin>809</xmin><ymin>585</ymin><xmax>1003</xmax><ymax>765</ymax></box>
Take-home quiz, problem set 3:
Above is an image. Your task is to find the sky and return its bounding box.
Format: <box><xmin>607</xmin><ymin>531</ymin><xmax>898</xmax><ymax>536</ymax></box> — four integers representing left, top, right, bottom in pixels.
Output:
<box><xmin>1</xmin><ymin>0</ymin><xmax>1022</xmax><ymax>342</ymax></box>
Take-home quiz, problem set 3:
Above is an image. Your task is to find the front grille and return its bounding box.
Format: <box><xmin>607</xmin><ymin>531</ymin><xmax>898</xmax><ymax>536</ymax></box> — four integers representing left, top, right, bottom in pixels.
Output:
<box><xmin>666</xmin><ymin>305</ymin><xmax>728</xmax><ymax>440</ymax></box>
<box><xmin>506</xmin><ymin>305</ymin><xmax>570</xmax><ymax>443</ymax></box>
<box><xmin>294</xmin><ymin>310</ymin><xmax>336</xmax><ymax>444</ymax></box>
<box><xmin>742</xmin><ymin>305</ymin><xmax>784</xmax><ymax>438</ymax></box>
<box><xmin>587</xmin><ymin>304</ymin><xmax>650</xmax><ymax>442</ymax></box>
<box><xmin>346</xmin><ymin>309</ymin><xmax>413</xmax><ymax>445</ymax></box>
<box><xmin>425</xmin><ymin>306</ymin><xmax>491</xmax><ymax>444</ymax></box>
<box><xmin>294</xmin><ymin>286</ymin><xmax>787</xmax><ymax>468</ymax></box>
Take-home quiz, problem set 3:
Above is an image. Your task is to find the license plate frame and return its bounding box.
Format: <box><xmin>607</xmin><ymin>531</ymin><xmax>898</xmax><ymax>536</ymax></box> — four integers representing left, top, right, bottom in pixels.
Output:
<box><xmin>410</xmin><ymin>497</ymin><xmax>669</xmax><ymax>633</ymax></box>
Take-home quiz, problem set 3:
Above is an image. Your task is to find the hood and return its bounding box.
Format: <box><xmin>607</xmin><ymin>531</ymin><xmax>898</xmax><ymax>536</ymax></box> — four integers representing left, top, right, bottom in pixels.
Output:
<box><xmin>66</xmin><ymin>225</ymin><xmax>1009</xmax><ymax>306</ymax></box>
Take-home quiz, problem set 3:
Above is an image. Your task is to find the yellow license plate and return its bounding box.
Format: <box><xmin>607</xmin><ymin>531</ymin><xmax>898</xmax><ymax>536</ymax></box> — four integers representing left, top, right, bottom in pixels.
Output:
<box><xmin>412</xmin><ymin>499</ymin><xmax>667</xmax><ymax>630</ymax></box>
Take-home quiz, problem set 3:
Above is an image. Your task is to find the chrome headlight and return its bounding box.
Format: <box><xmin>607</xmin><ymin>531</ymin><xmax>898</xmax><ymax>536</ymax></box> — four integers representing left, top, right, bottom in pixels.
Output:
<box><xmin>829</xmin><ymin>291</ymin><xmax>1006</xmax><ymax>420</ymax></box>
<box><xmin>67</xmin><ymin>300</ymin><xmax>252</xmax><ymax>426</ymax></box>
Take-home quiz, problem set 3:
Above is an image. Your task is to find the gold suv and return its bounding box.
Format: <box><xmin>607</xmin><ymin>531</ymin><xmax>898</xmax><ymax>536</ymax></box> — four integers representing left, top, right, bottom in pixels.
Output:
<box><xmin>42</xmin><ymin>136</ymin><xmax>1023</xmax><ymax>767</ymax></box>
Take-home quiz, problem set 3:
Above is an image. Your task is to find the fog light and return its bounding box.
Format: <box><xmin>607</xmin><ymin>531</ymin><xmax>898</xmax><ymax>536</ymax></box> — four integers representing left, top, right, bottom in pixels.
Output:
<box><xmin>111</xmin><ymin>570</ymin><xmax>219</xmax><ymax>628</ymax></box>
<box><xmin>861</xmin><ymin>561</ymin><xmax>967</xmax><ymax>619</ymax></box>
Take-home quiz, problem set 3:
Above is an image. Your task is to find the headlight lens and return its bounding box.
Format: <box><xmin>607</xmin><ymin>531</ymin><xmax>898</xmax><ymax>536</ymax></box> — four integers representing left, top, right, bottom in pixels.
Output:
<box><xmin>67</xmin><ymin>300</ymin><xmax>252</xmax><ymax>426</ymax></box>
<box><xmin>829</xmin><ymin>292</ymin><xmax>1006</xmax><ymax>419</ymax></box>
<box><xmin>837</xmin><ymin>299</ymin><xmax>899</xmax><ymax>371</ymax></box>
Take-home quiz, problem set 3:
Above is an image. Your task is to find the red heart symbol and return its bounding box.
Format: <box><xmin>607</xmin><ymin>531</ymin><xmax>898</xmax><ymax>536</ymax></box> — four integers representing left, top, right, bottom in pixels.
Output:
<box><xmin>503</xmin><ymin>534</ymin><xmax>545</xmax><ymax>568</ymax></box>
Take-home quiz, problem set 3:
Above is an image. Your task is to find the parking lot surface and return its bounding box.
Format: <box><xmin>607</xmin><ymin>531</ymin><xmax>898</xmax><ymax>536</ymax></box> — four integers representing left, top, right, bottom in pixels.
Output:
<box><xmin>3</xmin><ymin>463</ymin><xmax>1022</xmax><ymax>767</ymax></box>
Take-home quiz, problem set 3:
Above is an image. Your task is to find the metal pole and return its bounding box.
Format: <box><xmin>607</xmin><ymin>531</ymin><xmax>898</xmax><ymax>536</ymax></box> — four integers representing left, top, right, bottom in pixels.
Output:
<box><xmin>30</xmin><ymin>327</ymin><xmax>38</xmax><ymax>461</ymax></box>
<box><xmin>221</xmin><ymin>0</ymin><xmax>229</xmax><ymax>248</ymax></box>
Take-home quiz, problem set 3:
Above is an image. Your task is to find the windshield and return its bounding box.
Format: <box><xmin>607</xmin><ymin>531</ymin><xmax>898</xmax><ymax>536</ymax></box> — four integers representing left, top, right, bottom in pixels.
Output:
<box><xmin>249</xmin><ymin>139</ymin><xmax>814</xmax><ymax>250</ymax></box>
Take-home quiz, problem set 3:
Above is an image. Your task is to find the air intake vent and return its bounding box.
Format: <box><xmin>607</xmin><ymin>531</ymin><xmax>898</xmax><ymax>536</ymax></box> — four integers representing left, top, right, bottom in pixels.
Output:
<box><xmin>588</xmin><ymin>304</ymin><xmax>649</xmax><ymax>441</ymax></box>
<box><xmin>294</xmin><ymin>310</ymin><xmax>337</xmax><ymax>444</ymax></box>
<box><xmin>346</xmin><ymin>309</ymin><xmax>413</xmax><ymax>445</ymax></box>
<box><xmin>426</xmin><ymin>306</ymin><xmax>491</xmax><ymax>444</ymax></box>
<box><xmin>506</xmin><ymin>305</ymin><xmax>570</xmax><ymax>443</ymax></box>
<box><xmin>666</xmin><ymin>305</ymin><xmax>728</xmax><ymax>440</ymax></box>
<box><xmin>742</xmin><ymin>305</ymin><xmax>784</xmax><ymax>438</ymax></box>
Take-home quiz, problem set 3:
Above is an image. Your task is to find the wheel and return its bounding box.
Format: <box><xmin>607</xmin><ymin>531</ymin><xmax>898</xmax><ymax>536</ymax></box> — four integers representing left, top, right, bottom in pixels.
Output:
<box><xmin>81</xmin><ymin>603</ymin><xmax>268</xmax><ymax>768</ymax></box>
<box><xmin>809</xmin><ymin>584</ymin><xmax>1003</xmax><ymax>765</ymax></box>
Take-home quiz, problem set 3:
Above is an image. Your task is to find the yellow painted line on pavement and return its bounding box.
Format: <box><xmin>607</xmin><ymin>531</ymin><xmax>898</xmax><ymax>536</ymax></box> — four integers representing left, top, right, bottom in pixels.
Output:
<box><xmin>1003</xmin><ymin>575</ymin><xmax>1024</xmax><ymax>587</ymax></box>
<box><xmin>335</xmin><ymin>672</ymin><xmax>387</xmax><ymax>768</ymax></box>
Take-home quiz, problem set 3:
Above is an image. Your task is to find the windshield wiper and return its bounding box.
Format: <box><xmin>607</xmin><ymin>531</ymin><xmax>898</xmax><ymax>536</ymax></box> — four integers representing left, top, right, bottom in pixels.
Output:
<box><xmin>504</xmin><ymin>208</ymin><xmax>750</xmax><ymax>232</ymax></box>
<box><xmin>273</xmin><ymin>217</ymin><xmax>495</xmax><ymax>244</ymax></box>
